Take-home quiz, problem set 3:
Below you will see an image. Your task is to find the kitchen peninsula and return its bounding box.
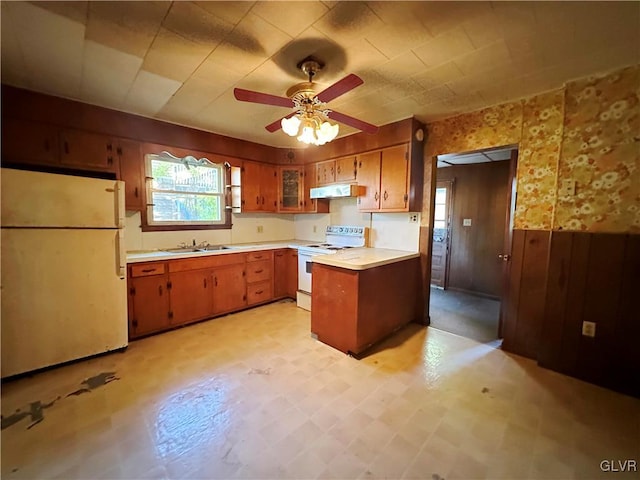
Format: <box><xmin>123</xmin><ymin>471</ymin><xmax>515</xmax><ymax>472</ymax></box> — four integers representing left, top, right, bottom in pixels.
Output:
<box><xmin>311</xmin><ymin>248</ymin><xmax>421</xmax><ymax>356</ymax></box>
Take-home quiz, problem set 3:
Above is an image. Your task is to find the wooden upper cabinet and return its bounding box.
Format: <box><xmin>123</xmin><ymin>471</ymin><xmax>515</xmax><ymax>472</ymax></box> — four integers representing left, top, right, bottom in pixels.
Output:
<box><xmin>335</xmin><ymin>156</ymin><xmax>357</xmax><ymax>183</ymax></box>
<box><xmin>59</xmin><ymin>128</ymin><xmax>118</xmax><ymax>174</ymax></box>
<box><xmin>1</xmin><ymin>118</ymin><xmax>60</xmax><ymax>167</ymax></box>
<box><xmin>380</xmin><ymin>144</ymin><xmax>409</xmax><ymax>211</ymax></box>
<box><xmin>261</xmin><ymin>164</ymin><xmax>278</xmax><ymax>212</ymax></box>
<box><xmin>117</xmin><ymin>138</ymin><xmax>144</xmax><ymax>211</ymax></box>
<box><xmin>316</xmin><ymin>159</ymin><xmax>335</xmax><ymax>185</ymax></box>
<box><xmin>302</xmin><ymin>163</ymin><xmax>329</xmax><ymax>213</ymax></box>
<box><xmin>278</xmin><ymin>166</ymin><xmax>304</xmax><ymax>212</ymax></box>
<box><xmin>357</xmin><ymin>143</ymin><xmax>415</xmax><ymax>212</ymax></box>
<box><xmin>241</xmin><ymin>161</ymin><xmax>277</xmax><ymax>212</ymax></box>
<box><xmin>356</xmin><ymin>151</ymin><xmax>382</xmax><ymax>210</ymax></box>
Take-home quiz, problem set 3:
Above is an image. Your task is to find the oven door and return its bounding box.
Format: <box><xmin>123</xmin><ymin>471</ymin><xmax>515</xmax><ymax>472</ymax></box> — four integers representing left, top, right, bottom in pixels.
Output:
<box><xmin>298</xmin><ymin>251</ymin><xmax>315</xmax><ymax>294</ymax></box>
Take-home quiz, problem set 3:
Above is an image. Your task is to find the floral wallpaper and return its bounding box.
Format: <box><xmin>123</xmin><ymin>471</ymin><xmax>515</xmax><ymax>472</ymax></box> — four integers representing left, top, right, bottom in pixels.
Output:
<box><xmin>425</xmin><ymin>102</ymin><xmax>522</xmax><ymax>158</ymax></box>
<box><xmin>425</xmin><ymin>64</ymin><xmax>640</xmax><ymax>233</ymax></box>
<box><xmin>515</xmin><ymin>91</ymin><xmax>564</xmax><ymax>230</ymax></box>
<box><xmin>555</xmin><ymin>65</ymin><xmax>639</xmax><ymax>232</ymax></box>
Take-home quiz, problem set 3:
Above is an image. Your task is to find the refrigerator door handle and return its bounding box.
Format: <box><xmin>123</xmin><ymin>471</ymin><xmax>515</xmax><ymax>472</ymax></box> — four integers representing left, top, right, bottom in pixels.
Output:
<box><xmin>114</xmin><ymin>181</ymin><xmax>125</xmax><ymax>229</ymax></box>
<box><xmin>116</xmin><ymin>229</ymin><xmax>126</xmax><ymax>279</ymax></box>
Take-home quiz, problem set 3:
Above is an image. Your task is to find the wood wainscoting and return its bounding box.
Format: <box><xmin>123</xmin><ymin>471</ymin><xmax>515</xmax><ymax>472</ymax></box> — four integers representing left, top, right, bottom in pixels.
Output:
<box><xmin>502</xmin><ymin>229</ymin><xmax>640</xmax><ymax>397</ymax></box>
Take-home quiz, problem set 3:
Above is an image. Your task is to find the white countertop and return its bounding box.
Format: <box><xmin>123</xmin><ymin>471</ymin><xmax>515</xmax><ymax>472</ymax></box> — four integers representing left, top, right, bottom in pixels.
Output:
<box><xmin>312</xmin><ymin>248</ymin><xmax>420</xmax><ymax>271</ymax></box>
<box><xmin>127</xmin><ymin>240</ymin><xmax>314</xmax><ymax>263</ymax></box>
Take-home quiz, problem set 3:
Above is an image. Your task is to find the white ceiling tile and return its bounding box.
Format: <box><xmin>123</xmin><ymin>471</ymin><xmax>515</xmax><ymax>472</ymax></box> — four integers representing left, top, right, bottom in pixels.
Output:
<box><xmin>5</xmin><ymin>1</ymin><xmax>84</xmax><ymax>97</ymax></box>
<box><xmin>374</xmin><ymin>51</ymin><xmax>427</xmax><ymax>82</ymax></box>
<box><xmin>411</xmin><ymin>62</ymin><xmax>465</xmax><ymax>90</ymax></box>
<box><xmin>124</xmin><ymin>71</ymin><xmax>182</xmax><ymax>116</ymax></box>
<box><xmin>81</xmin><ymin>41</ymin><xmax>143</xmax><ymax>109</ymax></box>
<box><xmin>163</xmin><ymin>2</ymin><xmax>234</xmax><ymax>48</ymax></box>
<box><xmin>193</xmin><ymin>1</ymin><xmax>255</xmax><ymax>26</ymax></box>
<box><xmin>252</xmin><ymin>1</ymin><xmax>329</xmax><ymax>38</ymax></box>
<box><xmin>86</xmin><ymin>1</ymin><xmax>169</xmax><ymax>58</ymax></box>
<box><xmin>412</xmin><ymin>27</ymin><xmax>476</xmax><ymax>68</ymax></box>
<box><xmin>142</xmin><ymin>28</ymin><xmax>213</xmax><ymax>83</ymax></box>
<box><xmin>365</xmin><ymin>19</ymin><xmax>433</xmax><ymax>60</ymax></box>
<box><xmin>30</xmin><ymin>1</ymin><xmax>88</xmax><ymax>24</ymax></box>
<box><xmin>453</xmin><ymin>40</ymin><xmax>511</xmax><ymax>76</ymax></box>
<box><xmin>313</xmin><ymin>2</ymin><xmax>385</xmax><ymax>48</ymax></box>
<box><xmin>0</xmin><ymin>3</ymin><xmax>29</xmax><ymax>86</ymax></box>
<box><xmin>342</xmin><ymin>38</ymin><xmax>389</xmax><ymax>73</ymax></box>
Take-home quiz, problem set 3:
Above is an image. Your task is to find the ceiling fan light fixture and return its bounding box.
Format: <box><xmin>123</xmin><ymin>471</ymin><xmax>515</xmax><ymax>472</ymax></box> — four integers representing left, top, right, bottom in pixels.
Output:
<box><xmin>281</xmin><ymin>116</ymin><xmax>300</xmax><ymax>136</ymax></box>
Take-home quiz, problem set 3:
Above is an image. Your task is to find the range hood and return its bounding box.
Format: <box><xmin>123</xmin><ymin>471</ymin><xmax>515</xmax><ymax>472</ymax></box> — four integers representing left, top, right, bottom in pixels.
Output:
<box><xmin>310</xmin><ymin>184</ymin><xmax>362</xmax><ymax>199</ymax></box>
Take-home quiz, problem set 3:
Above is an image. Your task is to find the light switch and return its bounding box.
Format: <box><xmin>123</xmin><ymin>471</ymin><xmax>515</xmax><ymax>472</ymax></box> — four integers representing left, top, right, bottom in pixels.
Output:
<box><xmin>463</xmin><ymin>218</ymin><xmax>472</xmax><ymax>227</ymax></box>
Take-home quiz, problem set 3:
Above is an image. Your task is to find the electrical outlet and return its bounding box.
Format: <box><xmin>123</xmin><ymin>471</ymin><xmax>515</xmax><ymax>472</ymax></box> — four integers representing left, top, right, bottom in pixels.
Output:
<box><xmin>582</xmin><ymin>321</ymin><xmax>596</xmax><ymax>337</ymax></box>
<box><xmin>561</xmin><ymin>179</ymin><xmax>576</xmax><ymax>196</ymax></box>
<box><xmin>257</xmin><ymin>225</ymin><xmax>263</xmax><ymax>233</ymax></box>
<box><xmin>409</xmin><ymin>213</ymin><xmax>419</xmax><ymax>223</ymax></box>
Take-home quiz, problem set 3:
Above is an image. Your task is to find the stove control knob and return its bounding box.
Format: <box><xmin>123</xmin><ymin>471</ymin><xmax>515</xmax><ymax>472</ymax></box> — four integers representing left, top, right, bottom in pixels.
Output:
<box><xmin>339</xmin><ymin>227</ymin><xmax>344</xmax><ymax>233</ymax></box>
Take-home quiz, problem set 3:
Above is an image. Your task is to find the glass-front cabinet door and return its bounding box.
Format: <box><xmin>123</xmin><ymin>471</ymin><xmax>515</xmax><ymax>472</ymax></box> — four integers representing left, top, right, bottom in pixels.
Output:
<box><xmin>278</xmin><ymin>166</ymin><xmax>303</xmax><ymax>212</ymax></box>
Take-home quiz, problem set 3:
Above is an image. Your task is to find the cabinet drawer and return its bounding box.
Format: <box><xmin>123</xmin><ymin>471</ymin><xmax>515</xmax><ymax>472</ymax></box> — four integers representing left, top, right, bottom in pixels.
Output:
<box><xmin>169</xmin><ymin>253</ymin><xmax>246</xmax><ymax>272</ymax></box>
<box><xmin>246</xmin><ymin>259</ymin><xmax>272</xmax><ymax>283</ymax></box>
<box><xmin>247</xmin><ymin>280</ymin><xmax>272</xmax><ymax>305</ymax></box>
<box><xmin>247</xmin><ymin>250</ymin><xmax>273</xmax><ymax>262</ymax></box>
<box><xmin>130</xmin><ymin>262</ymin><xmax>166</xmax><ymax>277</ymax></box>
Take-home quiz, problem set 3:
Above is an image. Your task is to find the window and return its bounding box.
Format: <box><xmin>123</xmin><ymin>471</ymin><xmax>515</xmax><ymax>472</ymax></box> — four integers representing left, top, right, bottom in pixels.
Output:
<box><xmin>145</xmin><ymin>151</ymin><xmax>228</xmax><ymax>228</ymax></box>
<box><xmin>434</xmin><ymin>187</ymin><xmax>447</xmax><ymax>230</ymax></box>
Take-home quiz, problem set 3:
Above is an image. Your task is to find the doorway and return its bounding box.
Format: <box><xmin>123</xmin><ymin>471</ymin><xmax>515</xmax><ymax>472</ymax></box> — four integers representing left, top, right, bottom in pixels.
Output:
<box><xmin>428</xmin><ymin>146</ymin><xmax>517</xmax><ymax>343</ymax></box>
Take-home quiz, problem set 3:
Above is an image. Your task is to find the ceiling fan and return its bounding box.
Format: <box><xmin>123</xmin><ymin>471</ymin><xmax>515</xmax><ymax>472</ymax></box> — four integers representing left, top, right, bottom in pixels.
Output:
<box><xmin>233</xmin><ymin>57</ymin><xmax>378</xmax><ymax>145</ymax></box>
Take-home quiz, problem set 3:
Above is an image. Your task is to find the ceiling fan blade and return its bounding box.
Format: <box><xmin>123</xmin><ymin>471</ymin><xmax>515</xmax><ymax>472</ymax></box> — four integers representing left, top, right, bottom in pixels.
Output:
<box><xmin>315</xmin><ymin>74</ymin><xmax>364</xmax><ymax>103</ymax></box>
<box><xmin>328</xmin><ymin>110</ymin><xmax>378</xmax><ymax>134</ymax></box>
<box><xmin>233</xmin><ymin>88</ymin><xmax>293</xmax><ymax>108</ymax></box>
<box><xmin>265</xmin><ymin>112</ymin><xmax>296</xmax><ymax>133</ymax></box>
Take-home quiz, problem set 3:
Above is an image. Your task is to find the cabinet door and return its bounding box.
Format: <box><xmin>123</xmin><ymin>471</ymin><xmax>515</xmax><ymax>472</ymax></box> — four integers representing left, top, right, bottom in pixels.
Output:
<box><xmin>380</xmin><ymin>144</ymin><xmax>409</xmax><ymax>210</ymax></box>
<box><xmin>335</xmin><ymin>156</ymin><xmax>357</xmax><ymax>182</ymax></box>
<box><xmin>287</xmin><ymin>249</ymin><xmax>298</xmax><ymax>298</ymax></box>
<box><xmin>129</xmin><ymin>275</ymin><xmax>170</xmax><ymax>337</ymax></box>
<box><xmin>117</xmin><ymin>138</ymin><xmax>144</xmax><ymax>211</ymax></box>
<box><xmin>278</xmin><ymin>166</ymin><xmax>303</xmax><ymax>212</ymax></box>
<box><xmin>213</xmin><ymin>263</ymin><xmax>247</xmax><ymax>314</ymax></box>
<box><xmin>317</xmin><ymin>160</ymin><xmax>335</xmax><ymax>185</ymax></box>
<box><xmin>356</xmin><ymin>151</ymin><xmax>381</xmax><ymax>211</ymax></box>
<box><xmin>261</xmin><ymin>164</ymin><xmax>278</xmax><ymax>212</ymax></box>
<box><xmin>241</xmin><ymin>161</ymin><xmax>263</xmax><ymax>212</ymax></box>
<box><xmin>274</xmin><ymin>249</ymin><xmax>288</xmax><ymax>298</ymax></box>
<box><xmin>170</xmin><ymin>270</ymin><xmax>213</xmax><ymax>325</ymax></box>
<box><xmin>60</xmin><ymin>129</ymin><xmax>117</xmax><ymax>173</ymax></box>
<box><xmin>1</xmin><ymin>118</ymin><xmax>60</xmax><ymax>166</ymax></box>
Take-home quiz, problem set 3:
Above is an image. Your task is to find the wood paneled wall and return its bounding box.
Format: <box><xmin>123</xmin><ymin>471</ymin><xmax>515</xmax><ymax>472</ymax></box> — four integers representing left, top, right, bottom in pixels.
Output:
<box><xmin>1</xmin><ymin>85</ymin><xmax>279</xmax><ymax>163</ymax></box>
<box><xmin>502</xmin><ymin>230</ymin><xmax>640</xmax><ymax>397</ymax></box>
<box><xmin>539</xmin><ymin>232</ymin><xmax>640</xmax><ymax>397</ymax></box>
<box><xmin>437</xmin><ymin>161</ymin><xmax>510</xmax><ymax>297</ymax></box>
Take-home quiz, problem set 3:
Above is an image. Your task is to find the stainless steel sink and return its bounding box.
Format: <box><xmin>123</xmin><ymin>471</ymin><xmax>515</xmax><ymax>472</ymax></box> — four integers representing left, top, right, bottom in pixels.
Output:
<box><xmin>162</xmin><ymin>245</ymin><xmax>229</xmax><ymax>254</ymax></box>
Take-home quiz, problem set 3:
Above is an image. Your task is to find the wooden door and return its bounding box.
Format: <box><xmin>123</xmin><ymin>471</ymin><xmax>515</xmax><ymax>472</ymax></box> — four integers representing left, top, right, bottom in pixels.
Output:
<box><xmin>129</xmin><ymin>275</ymin><xmax>170</xmax><ymax>337</ymax></box>
<box><xmin>498</xmin><ymin>149</ymin><xmax>519</xmax><ymax>338</ymax></box>
<box><xmin>261</xmin><ymin>164</ymin><xmax>278</xmax><ymax>212</ymax></box>
<box><xmin>1</xmin><ymin>118</ymin><xmax>60</xmax><ymax>167</ymax></box>
<box><xmin>356</xmin><ymin>151</ymin><xmax>381</xmax><ymax>210</ymax></box>
<box><xmin>169</xmin><ymin>270</ymin><xmax>213</xmax><ymax>325</ymax></box>
<box><xmin>430</xmin><ymin>180</ymin><xmax>453</xmax><ymax>288</ymax></box>
<box><xmin>335</xmin><ymin>156</ymin><xmax>357</xmax><ymax>182</ymax></box>
<box><xmin>213</xmin><ymin>263</ymin><xmax>247</xmax><ymax>314</ymax></box>
<box><xmin>60</xmin><ymin>129</ymin><xmax>117</xmax><ymax>173</ymax></box>
<box><xmin>303</xmin><ymin>163</ymin><xmax>317</xmax><ymax>212</ymax></box>
<box><xmin>279</xmin><ymin>166</ymin><xmax>303</xmax><ymax>212</ymax></box>
<box><xmin>117</xmin><ymin>138</ymin><xmax>144</xmax><ymax>211</ymax></box>
<box><xmin>380</xmin><ymin>144</ymin><xmax>409</xmax><ymax>210</ymax></box>
<box><xmin>274</xmin><ymin>249</ymin><xmax>288</xmax><ymax>298</ymax></box>
<box><xmin>241</xmin><ymin>161</ymin><xmax>262</xmax><ymax>212</ymax></box>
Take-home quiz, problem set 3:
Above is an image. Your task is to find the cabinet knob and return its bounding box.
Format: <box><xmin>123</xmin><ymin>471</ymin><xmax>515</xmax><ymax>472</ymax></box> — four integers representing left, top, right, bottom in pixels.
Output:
<box><xmin>383</xmin><ymin>191</ymin><xmax>388</xmax><ymax>201</ymax></box>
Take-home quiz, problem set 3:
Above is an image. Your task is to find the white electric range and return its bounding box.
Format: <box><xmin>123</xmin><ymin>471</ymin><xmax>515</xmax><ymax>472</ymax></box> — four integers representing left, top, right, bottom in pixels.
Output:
<box><xmin>296</xmin><ymin>225</ymin><xmax>369</xmax><ymax>310</ymax></box>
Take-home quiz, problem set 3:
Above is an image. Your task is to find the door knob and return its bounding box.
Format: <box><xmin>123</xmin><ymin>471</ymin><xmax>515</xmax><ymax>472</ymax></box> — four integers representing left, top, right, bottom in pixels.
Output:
<box><xmin>498</xmin><ymin>254</ymin><xmax>511</xmax><ymax>261</ymax></box>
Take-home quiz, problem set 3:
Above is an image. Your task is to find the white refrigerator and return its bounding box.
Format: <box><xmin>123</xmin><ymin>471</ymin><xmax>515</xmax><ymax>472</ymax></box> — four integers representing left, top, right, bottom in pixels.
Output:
<box><xmin>1</xmin><ymin>168</ymin><xmax>128</xmax><ymax>378</ymax></box>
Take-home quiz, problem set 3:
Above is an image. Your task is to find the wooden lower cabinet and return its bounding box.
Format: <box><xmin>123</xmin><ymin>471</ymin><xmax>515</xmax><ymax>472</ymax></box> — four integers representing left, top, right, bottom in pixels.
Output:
<box><xmin>311</xmin><ymin>258</ymin><xmax>420</xmax><ymax>355</ymax></box>
<box><xmin>128</xmin><ymin>248</ymin><xmax>299</xmax><ymax>339</ymax></box>
<box><xmin>169</xmin><ymin>269</ymin><xmax>213</xmax><ymax>325</ymax></box>
<box><xmin>213</xmin><ymin>263</ymin><xmax>246</xmax><ymax>314</ymax></box>
<box><xmin>128</xmin><ymin>273</ymin><xmax>171</xmax><ymax>337</ymax></box>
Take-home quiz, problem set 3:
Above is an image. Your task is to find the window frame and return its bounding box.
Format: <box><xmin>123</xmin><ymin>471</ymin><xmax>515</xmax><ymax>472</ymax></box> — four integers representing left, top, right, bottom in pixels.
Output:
<box><xmin>141</xmin><ymin>150</ymin><xmax>232</xmax><ymax>232</ymax></box>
